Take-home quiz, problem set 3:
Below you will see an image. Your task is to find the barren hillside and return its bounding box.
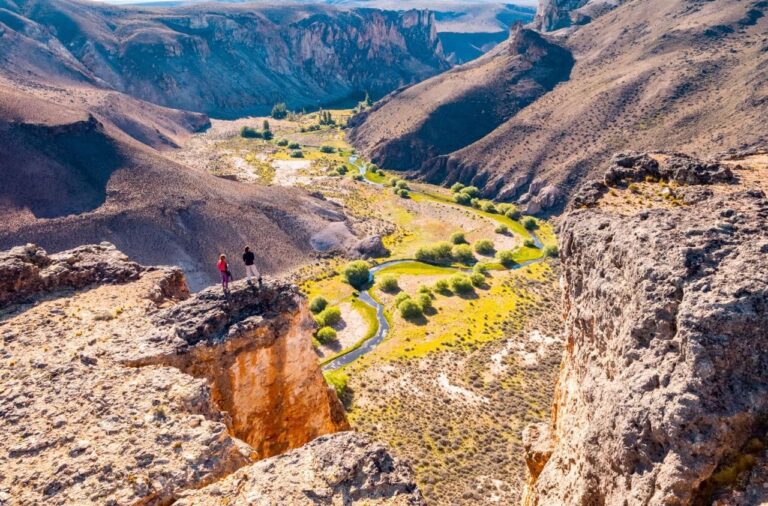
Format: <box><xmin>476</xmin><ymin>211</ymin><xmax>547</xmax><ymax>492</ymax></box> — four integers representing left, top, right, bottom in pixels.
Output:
<box><xmin>351</xmin><ymin>0</ymin><xmax>768</xmax><ymax>213</ymax></box>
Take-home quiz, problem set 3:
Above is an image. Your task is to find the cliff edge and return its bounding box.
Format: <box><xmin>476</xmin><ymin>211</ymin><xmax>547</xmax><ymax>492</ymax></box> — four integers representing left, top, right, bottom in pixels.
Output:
<box><xmin>0</xmin><ymin>244</ymin><xmax>422</xmax><ymax>505</ymax></box>
<box><xmin>524</xmin><ymin>153</ymin><xmax>768</xmax><ymax>505</ymax></box>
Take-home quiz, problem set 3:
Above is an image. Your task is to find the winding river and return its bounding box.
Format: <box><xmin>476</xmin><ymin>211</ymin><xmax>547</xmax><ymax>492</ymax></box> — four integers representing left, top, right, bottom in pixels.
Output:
<box><xmin>321</xmin><ymin>157</ymin><xmax>546</xmax><ymax>372</ymax></box>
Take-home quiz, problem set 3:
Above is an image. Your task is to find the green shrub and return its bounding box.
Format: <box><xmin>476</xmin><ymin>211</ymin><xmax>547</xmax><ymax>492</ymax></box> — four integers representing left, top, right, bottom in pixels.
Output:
<box><xmin>240</xmin><ymin>126</ymin><xmax>264</xmax><ymax>138</ymax></box>
<box><xmin>290</xmin><ymin>150</ymin><xmax>304</xmax><ymax>158</ymax></box>
<box><xmin>271</xmin><ymin>102</ymin><xmax>288</xmax><ymax>119</ymax></box>
<box><xmin>398</xmin><ymin>299</ymin><xmax>423</xmax><ymax>319</ymax></box>
<box><xmin>524</xmin><ymin>239</ymin><xmax>537</xmax><ymax>248</ymax></box>
<box><xmin>378</xmin><ymin>275</ymin><xmax>399</xmax><ymax>293</ymax></box>
<box><xmin>389</xmin><ymin>177</ymin><xmax>399</xmax><ymax>187</ymax></box>
<box><xmin>397</xmin><ymin>189</ymin><xmax>410</xmax><ymax>198</ymax></box>
<box><xmin>415</xmin><ymin>241</ymin><xmax>453</xmax><ymax>264</ymax></box>
<box><xmin>324</xmin><ymin>369</ymin><xmax>348</xmax><ymax>398</ymax></box>
<box><xmin>434</xmin><ymin>279</ymin><xmax>450</xmax><ymax>294</ymax></box>
<box><xmin>309</xmin><ymin>296</ymin><xmax>328</xmax><ymax>314</ymax></box>
<box><xmin>471</xmin><ymin>198</ymin><xmax>481</xmax><ymax>209</ymax></box>
<box><xmin>523</xmin><ymin>217</ymin><xmax>539</xmax><ymax>231</ymax></box>
<box><xmin>262</xmin><ymin>130</ymin><xmax>274</xmax><ymax>140</ymax></box>
<box><xmin>496</xmin><ymin>203</ymin><xmax>511</xmax><ymax>215</ymax></box>
<box><xmin>316</xmin><ymin>306</ymin><xmax>341</xmax><ymax>327</ymax></box>
<box><xmin>369</xmin><ymin>164</ymin><xmax>379</xmax><ymax>172</ymax></box>
<box><xmin>394</xmin><ymin>292</ymin><xmax>411</xmax><ymax>306</ymax></box>
<box><xmin>418</xmin><ymin>285</ymin><xmax>433</xmax><ymax>295</ymax></box>
<box><xmin>544</xmin><ymin>245</ymin><xmax>559</xmax><ymax>258</ymax></box>
<box><xmin>495</xmin><ymin>225</ymin><xmax>510</xmax><ymax>235</ymax></box>
<box><xmin>449</xmin><ymin>274</ymin><xmax>473</xmax><ymax>294</ymax></box>
<box><xmin>343</xmin><ymin>261</ymin><xmax>370</xmax><ymax>289</ymax></box>
<box><xmin>450</xmin><ymin>182</ymin><xmax>465</xmax><ymax>193</ymax></box>
<box><xmin>352</xmin><ymin>174</ymin><xmax>363</xmax><ymax>181</ymax></box>
<box><xmin>320</xmin><ymin>145</ymin><xmax>335</xmax><ymax>153</ymax></box>
<box><xmin>316</xmin><ymin>326</ymin><xmax>338</xmax><ymax>344</ymax></box>
<box><xmin>470</xmin><ymin>272</ymin><xmax>486</xmax><ymax>287</ymax></box>
<box><xmin>450</xmin><ymin>232</ymin><xmax>466</xmax><ymax>244</ymax></box>
<box><xmin>452</xmin><ymin>244</ymin><xmax>475</xmax><ymax>264</ymax></box>
<box><xmin>462</xmin><ymin>186</ymin><xmax>480</xmax><ymax>198</ymax></box>
<box><xmin>473</xmin><ymin>262</ymin><xmax>489</xmax><ymax>275</ymax></box>
<box><xmin>453</xmin><ymin>192</ymin><xmax>472</xmax><ymax>205</ymax></box>
<box><xmin>416</xmin><ymin>293</ymin><xmax>433</xmax><ymax>311</ymax></box>
<box><xmin>277</xmin><ymin>139</ymin><xmax>289</xmax><ymax>146</ymax></box>
<box><xmin>288</xmin><ymin>142</ymin><xmax>301</xmax><ymax>149</ymax></box>
<box><xmin>497</xmin><ymin>250</ymin><xmax>516</xmax><ymax>267</ymax></box>
<box><xmin>474</xmin><ymin>240</ymin><xmax>494</xmax><ymax>255</ymax></box>
<box><xmin>505</xmin><ymin>208</ymin><xmax>521</xmax><ymax>220</ymax></box>
<box><xmin>481</xmin><ymin>201</ymin><xmax>497</xmax><ymax>213</ymax></box>
<box><xmin>336</xmin><ymin>165</ymin><xmax>349</xmax><ymax>175</ymax></box>
<box><xmin>395</xmin><ymin>180</ymin><xmax>409</xmax><ymax>190</ymax></box>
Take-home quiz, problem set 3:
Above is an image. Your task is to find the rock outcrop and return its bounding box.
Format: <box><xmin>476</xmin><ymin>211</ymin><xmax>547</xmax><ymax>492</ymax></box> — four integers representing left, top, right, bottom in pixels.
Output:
<box><xmin>0</xmin><ymin>242</ymin><xmax>144</xmax><ymax>308</ymax></box>
<box><xmin>532</xmin><ymin>0</ymin><xmax>624</xmax><ymax>32</ymax></box>
<box><xmin>524</xmin><ymin>156</ymin><xmax>768</xmax><ymax>505</ymax></box>
<box><xmin>176</xmin><ymin>431</ymin><xmax>425</xmax><ymax>505</ymax></box>
<box><xmin>0</xmin><ymin>244</ymin><xmax>414</xmax><ymax>504</ymax></box>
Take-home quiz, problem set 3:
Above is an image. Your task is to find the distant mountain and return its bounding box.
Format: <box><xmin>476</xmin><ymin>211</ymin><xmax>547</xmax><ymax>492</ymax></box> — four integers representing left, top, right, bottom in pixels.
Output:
<box><xmin>0</xmin><ymin>0</ymin><xmax>447</xmax><ymax>117</ymax></box>
<box><xmin>350</xmin><ymin>0</ymin><xmax>768</xmax><ymax>213</ymax></box>
<box><xmin>0</xmin><ymin>0</ymin><xmax>450</xmax><ymax>287</ymax></box>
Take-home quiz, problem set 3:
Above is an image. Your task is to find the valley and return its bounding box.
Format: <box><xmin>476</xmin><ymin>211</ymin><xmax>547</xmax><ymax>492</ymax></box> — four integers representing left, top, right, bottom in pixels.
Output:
<box><xmin>168</xmin><ymin>108</ymin><xmax>563</xmax><ymax>504</ymax></box>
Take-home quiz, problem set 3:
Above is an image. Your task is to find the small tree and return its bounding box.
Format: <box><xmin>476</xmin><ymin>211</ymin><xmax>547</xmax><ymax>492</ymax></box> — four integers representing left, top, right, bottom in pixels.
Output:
<box><xmin>505</xmin><ymin>208</ymin><xmax>522</xmax><ymax>220</ymax></box>
<box><xmin>452</xmin><ymin>244</ymin><xmax>475</xmax><ymax>264</ymax></box>
<box><xmin>277</xmin><ymin>139</ymin><xmax>289</xmax><ymax>147</ymax></box>
<box><xmin>450</xmin><ymin>182</ymin><xmax>465</xmax><ymax>193</ymax></box>
<box><xmin>271</xmin><ymin>102</ymin><xmax>288</xmax><ymax>119</ymax></box>
<box><xmin>309</xmin><ymin>296</ymin><xmax>328</xmax><ymax>314</ymax></box>
<box><xmin>497</xmin><ymin>250</ymin><xmax>516</xmax><ymax>267</ymax></box>
<box><xmin>524</xmin><ymin>239</ymin><xmax>537</xmax><ymax>248</ymax></box>
<box><xmin>450</xmin><ymin>232</ymin><xmax>466</xmax><ymax>244</ymax></box>
<box><xmin>288</xmin><ymin>142</ymin><xmax>301</xmax><ymax>149</ymax></box>
<box><xmin>462</xmin><ymin>186</ymin><xmax>480</xmax><ymax>198</ymax></box>
<box><xmin>378</xmin><ymin>275</ymin><xmax>399</xmax><ymax>293</ymax></box>
<box><xmin>262</xmin><ymin>119</ymin><xmax>271</xmax><ymax>132</ymax></box>
<box><xmin>434</xmin><ymin>279</ymin><xmax>450</xmax><ymax>294</ymax></box>
<box><xmin>474</xmin><ymin>240</ymin><xmax>494</xmax><ymax>255</ymax></box>
<box><xmin>416</xmin><ymin>292</ymin><xmax>433</xmax><ymax>311</ymax></box>
<box><xmin>316</xmin><ymin>326</ymin><xmax>338</xmax><ymax>344</ymax></box>
<box><xmin>395</xmin><ymin>180</ymin><xmax>409</xmax><ymax>190</ymax></box>
<box><xmin>453</xmin><ymin>192</ymin><xmax>471</xmax><ymax>206</ymax></box>
<box><xmin>240</xmin><ymin>126</ymin><xmax>261</xmax><ymax>139</ymax></box>
<box><xmin>470</xmin><ymin>272</ymin><xmax>486</xmax><ymax>287</ymax></box>
<box><xmin>449</xmin><ymin>274</ymin><xmax>473</xmax><ymax>294</ymax></box>
<box><xmin>363</xmin><ymin>91</ymin><xmax>373</xmax><ymax>107</ymax></box>
<box><xmin>315</xmin><ymin>306</ymin><xmax>341</xmax><ymax>327</ymax></box>
<box><xmin>544</xmin><ymin>245</ymin><xmax>559</xmax><ymax>258</ymax></box>
<box><xmin>495</xmin><ymin>224</ymin><xmax>510</xmax><ymax>235</ymax></box>
<box><xmin>262</xmin><ymin>129</ymin><xmax>274</xmax><ymax>140</ymax></box>
<box><xmin>343</xmin><ymin>261</ymin><xmax>370</xmax><ymax>289</ymax></box>
<box><xmin>320</xmin><ymin>145</ymin><xmax>335</xmax><ymax>153</ymax></box>
<box><xmin>290</xmin><ymin>150</ymin><xmax>304</xmax><ymax>158</ymax></box>
<box><xmin>398</xmin><ymin>299</ymin><xmax>423</xmax><ymax>319</ymax></box>
<box><xmin>523</xmin><ymin>217</ymin><xmax>539</xmax><ymax>231</ymax></box>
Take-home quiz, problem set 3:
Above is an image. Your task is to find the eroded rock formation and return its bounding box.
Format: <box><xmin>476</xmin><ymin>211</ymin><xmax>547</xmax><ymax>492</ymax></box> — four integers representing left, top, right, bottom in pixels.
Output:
<box><xmin>524</xmin><ymin>155</ymin><xmax>768</xmax><ymax>505</ymax></box>
<box><xmin>0</xmin><ymin>244</ymin><xmax>414</xmax><ymax>504</ymax></box>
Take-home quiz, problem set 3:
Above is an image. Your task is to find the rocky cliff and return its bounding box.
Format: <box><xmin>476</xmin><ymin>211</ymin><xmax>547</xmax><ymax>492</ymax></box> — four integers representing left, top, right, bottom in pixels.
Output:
<box><xmin>0</xmin><ymin>243</ymin><xmax>420</xmax><ymax>504</ymax></box>
<box><xmin>523</xmin><ymin>154</ymin><xmax>768</xmax><ymax>505</ymax></box>
<box><xmin>532</xmin><ymin>0</ymin><xmax>624</xmax><ymax>32</ymax></box>
<box><xmin>0</xmin><ymin>0</ymin><xmax>447</xmax><ymax>117</ymax></box>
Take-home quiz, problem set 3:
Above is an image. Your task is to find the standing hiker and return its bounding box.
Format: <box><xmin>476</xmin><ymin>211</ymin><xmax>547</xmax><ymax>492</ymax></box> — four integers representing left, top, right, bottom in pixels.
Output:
<box><xmin>217</xmin><ymin>254</ymin><xmax>231</xmax><ymax>291</ymax></box>
<box><xmin>242</xmin><ymin>246</ymin><xmax>262</xmax><ymax>286</ymax></box>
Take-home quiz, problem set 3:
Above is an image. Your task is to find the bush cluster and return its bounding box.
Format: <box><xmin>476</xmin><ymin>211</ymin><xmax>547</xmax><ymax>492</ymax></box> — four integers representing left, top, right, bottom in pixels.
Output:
<box><xmin>240</xmin><ymin>126</ymin><xmax>273</xmax><ymax>140</ymax></box>
<box><xmin>497</xmin><ymin>250</ymin><xmax>516</xmax><ymax>267</ymax></box>
<box><xmin>449</xmin><ymin>274</ymin><xmax>474</xmax><ymax>294</ymax></box>
<box><xmin>474</xmin><ymin>240</ymin><xmax>494</xmax><ymax>255</ymax></box>
<box><xmin>309</xmin><ymin>296</ymin><xmax>328</xmax><ymax>314</ymax></box>
<box><xmin>415</xmin><ymin>241</ymin><xmax>454</xmax><ymax>264</ymax></box>
<box><xmin>320</xmin><ymin>145</ymin><xmax>335</xmax><ymax>153</ymax></box>
<box><xmin>316</xmin><ymin>326</ymin><xmax>337</xmax><ymax>344</ymax></box>
<box><xmin>315</xmin><ymin>306</ymin><xmax>341</xmax><ymax>327</ymax></box>
<box><xmin>377</xmin><ymin>275</ymin><xmax>399</xmax><ymax>293</ymax></box>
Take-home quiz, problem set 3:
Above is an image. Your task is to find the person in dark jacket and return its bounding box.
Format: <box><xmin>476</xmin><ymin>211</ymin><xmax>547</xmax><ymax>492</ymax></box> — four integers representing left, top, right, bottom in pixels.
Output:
<box><xmin>242</xmin><ymin>246</ymin><xmax>262</xmax><ymax>286</ymax></box>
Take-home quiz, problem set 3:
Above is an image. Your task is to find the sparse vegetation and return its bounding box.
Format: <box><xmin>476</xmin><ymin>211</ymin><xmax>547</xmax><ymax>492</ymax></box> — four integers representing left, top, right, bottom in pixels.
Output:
<box><xmin>415</xmin><ymin>242</ymin><xmax>454</xmax><ymax>264</ymax></box>
<box><xmin>497</xmin><ymin>250</ymin><xmax>516</xmax><ymax>267</ymax></box>
<box><xmin>469</xmin><ymin>272</ymin><xmax>486</xmax><ymax>287</ymax></box>
<box><xmin>544</xmin><ymin>245</ymin><xmax>559</xmax><ymax>258</ymax></box>
<box><xmin>451</xmin><ymin>244</ymin><xmax>475</xmax><ymax>265</ymax></box>
<box><xmin>320</xmin><ymin>145</ymin><xmax>336</xmax><ymax>153</ymax></box>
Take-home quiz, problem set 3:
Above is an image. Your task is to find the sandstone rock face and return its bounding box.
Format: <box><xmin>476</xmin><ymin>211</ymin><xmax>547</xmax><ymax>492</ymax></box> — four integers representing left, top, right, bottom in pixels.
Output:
<box><xmin>0</xmin><ymin>242</ymin><xmax>144</xmax><ymax>308</ymax></box>
<box><xmin>524</xmin><ymin>159</ymin><xmax>768</xmax><ymax>505</ymax></box>
<box><xmin>124</xmin><ymin>279</ymin><xmax>350</xmax><ymax>460</ymax></box>
<box><xmin>0</xmin><ymin>244</ymin><xmax>397</xmax><ymax>505</ymax></box>
<box><xmin>176</xmin><ymin>431</ymin><xmax>425</xmax><ymax>506</ymax></box>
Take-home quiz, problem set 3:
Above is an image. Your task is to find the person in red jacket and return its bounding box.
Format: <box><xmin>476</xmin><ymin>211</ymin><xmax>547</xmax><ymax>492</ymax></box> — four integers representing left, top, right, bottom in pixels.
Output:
<box><xmin>217</xmin><ymin>254</ymin><xmax>231</xmax><ymax>291</ymax></box>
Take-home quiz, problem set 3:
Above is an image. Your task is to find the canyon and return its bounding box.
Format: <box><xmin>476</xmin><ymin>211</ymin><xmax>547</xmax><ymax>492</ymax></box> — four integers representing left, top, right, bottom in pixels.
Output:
<box><xmin>350</xmin><ymin>0</ymin><xmax>768</xmax><ymax>213</ymax></box>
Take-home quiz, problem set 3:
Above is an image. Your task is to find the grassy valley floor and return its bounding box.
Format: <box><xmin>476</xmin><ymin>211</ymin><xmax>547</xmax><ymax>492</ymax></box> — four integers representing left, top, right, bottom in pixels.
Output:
<box><xmin>168</xmin><ymin>109</ymin><xmax>564</xmax><ymax>504</ymax></box>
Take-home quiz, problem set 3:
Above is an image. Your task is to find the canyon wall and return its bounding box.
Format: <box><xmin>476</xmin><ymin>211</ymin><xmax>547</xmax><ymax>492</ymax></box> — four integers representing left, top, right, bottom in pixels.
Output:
<box><xmin>0</xmin><ymin>0</ymin><xmax>447</xmax><ymax>117</ymax></box>
<box><xmin>0</xmin><ymin>244</ymin><xmax>418</xmax><ymax>504</ymax></box>
<box><xmin>524</xmin><ymin>155</ymin><xmax>768</xmax><ymax>505</ymax></box>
